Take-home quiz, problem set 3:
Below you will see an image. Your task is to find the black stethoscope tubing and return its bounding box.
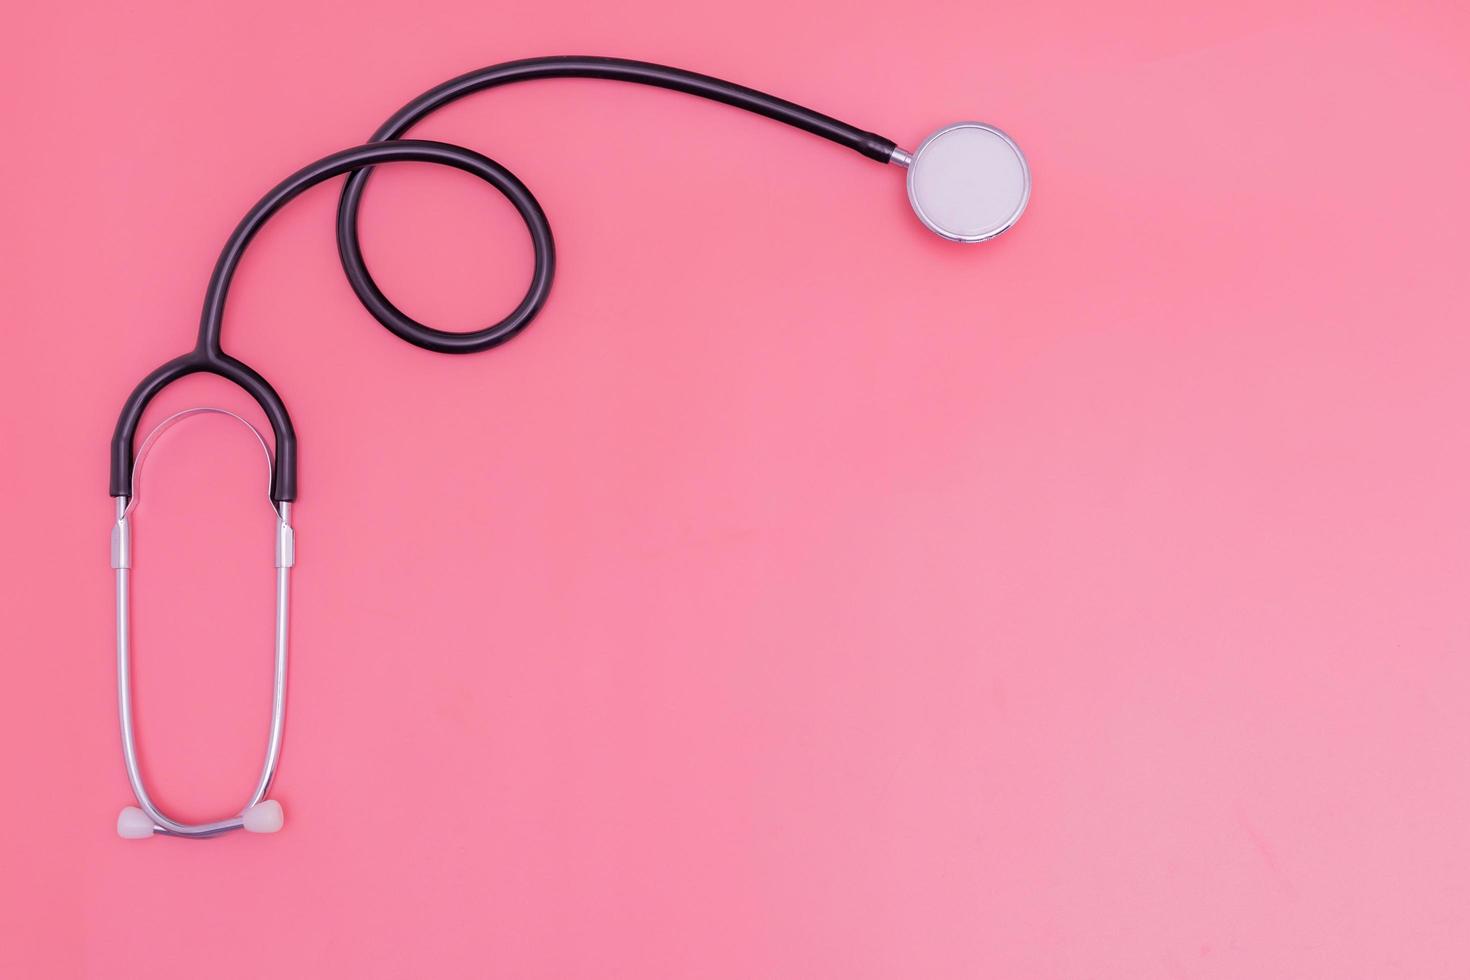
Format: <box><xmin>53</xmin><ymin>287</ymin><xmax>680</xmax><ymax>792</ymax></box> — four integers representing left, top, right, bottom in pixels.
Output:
<box><xmin>109</xmin><ymin>56</ymin><xmax>900</xmax><ymax>503</ymax></box>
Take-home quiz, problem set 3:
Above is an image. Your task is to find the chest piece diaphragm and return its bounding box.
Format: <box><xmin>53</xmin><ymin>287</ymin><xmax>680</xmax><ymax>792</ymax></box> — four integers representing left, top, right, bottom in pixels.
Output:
<box><xmin>903</xmin><ymin>122</ymin><xmax>1029</xmax><ymax>243</ymax></box>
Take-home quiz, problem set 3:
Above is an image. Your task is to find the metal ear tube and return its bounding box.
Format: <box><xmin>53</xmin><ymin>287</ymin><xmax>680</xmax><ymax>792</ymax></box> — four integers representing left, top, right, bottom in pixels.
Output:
<box><xmin>113</xmin><ymin>409</ymin><xmax>291</xmax><ymax>839</ymax></box>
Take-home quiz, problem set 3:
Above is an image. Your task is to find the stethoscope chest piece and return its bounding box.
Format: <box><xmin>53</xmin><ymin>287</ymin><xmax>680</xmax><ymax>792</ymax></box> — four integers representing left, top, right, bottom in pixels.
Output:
<box><xmin>905</xmin><ymin>122</ymin><xmax>1030</xmax><ymax>243</ymax></box>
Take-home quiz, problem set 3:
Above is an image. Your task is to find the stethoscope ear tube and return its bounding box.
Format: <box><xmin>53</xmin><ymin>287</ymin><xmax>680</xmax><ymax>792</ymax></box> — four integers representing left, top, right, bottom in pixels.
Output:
<box><xmin>113</xmin><ymin>409</ymin><xmax>292</xmax><ymax>839</ymax></box>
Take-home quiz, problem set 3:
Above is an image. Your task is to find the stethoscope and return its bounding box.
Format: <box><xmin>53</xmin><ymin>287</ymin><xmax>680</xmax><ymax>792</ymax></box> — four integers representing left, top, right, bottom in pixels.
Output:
<box><xmin>111</xmin><ymin>55</ymin><xmax>1031</xmax><ymax>839</ymax></box>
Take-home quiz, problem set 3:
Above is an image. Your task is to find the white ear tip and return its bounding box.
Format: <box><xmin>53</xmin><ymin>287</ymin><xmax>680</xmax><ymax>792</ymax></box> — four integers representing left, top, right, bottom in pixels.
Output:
<box><xmin>242</xmin><ymin>800</ymin><xmax>284</xmax><ymax>833</ymax></box>
<box><xmin>117</xmin><ymin>806</ymin><xmax>155</xmax><ymax>839</ymax></box>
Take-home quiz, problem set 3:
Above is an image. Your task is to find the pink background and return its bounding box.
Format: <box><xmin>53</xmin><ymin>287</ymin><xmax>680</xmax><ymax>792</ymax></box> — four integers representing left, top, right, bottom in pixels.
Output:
<box><xmin>3</xmin><ymin>1</ymin><xmax>1469</xmax><ymax>977</ymax></box>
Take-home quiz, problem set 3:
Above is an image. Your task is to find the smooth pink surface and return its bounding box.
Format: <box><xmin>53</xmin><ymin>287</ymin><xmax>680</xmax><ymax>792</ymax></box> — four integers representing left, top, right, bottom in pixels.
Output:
<box><xmin>3</xmin><ymin>1</ymin><xmax>1470</xmax><ymax>977</ymax></box>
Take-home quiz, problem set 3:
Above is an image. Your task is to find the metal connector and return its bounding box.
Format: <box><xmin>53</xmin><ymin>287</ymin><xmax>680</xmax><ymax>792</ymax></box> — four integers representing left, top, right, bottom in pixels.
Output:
<box><xmin>276</xmin><ymin>502</ymin><xmax>295</xmax><ymax>569</ymax></box>
<box><xmin>111</xmin><ymin>503</ymin><xmax>132</xmax><ymax>570</ymax></box>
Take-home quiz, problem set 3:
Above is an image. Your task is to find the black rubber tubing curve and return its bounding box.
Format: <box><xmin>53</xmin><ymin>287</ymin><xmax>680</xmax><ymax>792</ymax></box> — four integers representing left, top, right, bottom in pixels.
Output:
<box><xmin>111</xmin><ymin>56</ymin><xmax>900</xmax><ymax>502</ymax></box>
